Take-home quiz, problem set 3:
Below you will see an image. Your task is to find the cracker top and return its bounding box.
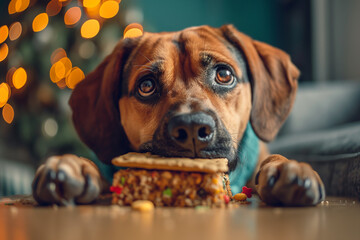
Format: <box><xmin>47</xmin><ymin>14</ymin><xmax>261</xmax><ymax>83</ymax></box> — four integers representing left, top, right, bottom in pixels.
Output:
<box><xmin>112</xmin><ymin>152</ymin><xmax>228</xmax><ymax>173</ymax></box>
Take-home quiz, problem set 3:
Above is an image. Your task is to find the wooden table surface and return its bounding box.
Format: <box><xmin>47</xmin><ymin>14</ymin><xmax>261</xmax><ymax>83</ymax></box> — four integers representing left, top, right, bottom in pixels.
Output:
<box><xmin>1</xmin><ymin>196</ymin><xmax>359</xmax><ymax>240</ymax></box>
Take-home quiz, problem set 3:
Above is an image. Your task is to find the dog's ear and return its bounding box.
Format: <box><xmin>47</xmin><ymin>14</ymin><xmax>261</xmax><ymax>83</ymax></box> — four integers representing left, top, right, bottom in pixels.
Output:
<box><xmin>69</xmin><ymin>40</ymin><xmax>135</xmax><ymax>164</ymax></box>
<box><xmin>220</xmin><ymin>24</ymin><xmax>299</xmax><ymax>142</ymax></box>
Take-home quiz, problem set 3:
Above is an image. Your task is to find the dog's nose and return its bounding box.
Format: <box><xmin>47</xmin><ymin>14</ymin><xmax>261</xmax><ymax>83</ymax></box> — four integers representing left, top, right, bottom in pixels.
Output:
<box><xmin>167</xmin><ymin>112</ymin><xmax>215</xmax><ymax>154</ymax></box>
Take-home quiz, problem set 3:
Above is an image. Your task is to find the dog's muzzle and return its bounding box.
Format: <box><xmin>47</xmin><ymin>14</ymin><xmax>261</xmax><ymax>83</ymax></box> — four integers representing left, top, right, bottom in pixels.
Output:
<box><xmin>141</xmin><ymin>109</ymin><xmax>237</xmax><ymax>169</ymax></box>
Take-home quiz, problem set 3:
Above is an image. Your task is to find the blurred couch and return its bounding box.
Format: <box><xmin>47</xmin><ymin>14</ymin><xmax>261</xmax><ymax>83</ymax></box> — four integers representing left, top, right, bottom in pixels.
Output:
<box><xmin>0</xmin><ymin>159</ymin><xmax>34</xmax><ymax>197</ymax></box>
<box><xmin>270</xmin><ymin>81</ymin><xmax>360</xmax><ymax>199</ymax></box>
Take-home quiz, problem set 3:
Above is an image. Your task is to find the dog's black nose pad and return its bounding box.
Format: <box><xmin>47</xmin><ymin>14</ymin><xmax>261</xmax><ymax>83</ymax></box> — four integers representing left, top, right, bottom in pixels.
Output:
<box><xmin>167</xmin><ymin>112</ymin><xmax>215</xmax><ymax>153</ymax></box>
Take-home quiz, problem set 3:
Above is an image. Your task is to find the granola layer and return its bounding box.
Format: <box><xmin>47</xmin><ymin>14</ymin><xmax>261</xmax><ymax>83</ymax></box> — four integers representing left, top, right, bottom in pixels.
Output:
<box><xmin>111</xmin><ymin>169</ymin><xmax>231</xmax><ymax>207</ymax></box>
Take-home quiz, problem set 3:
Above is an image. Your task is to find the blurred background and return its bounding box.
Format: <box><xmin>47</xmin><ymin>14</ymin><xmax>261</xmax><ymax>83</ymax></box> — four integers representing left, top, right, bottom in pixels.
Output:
<box><xmin>1</xmin><ymin>0</ymin><xmax>360</xmax><ymax>197</ymax></box>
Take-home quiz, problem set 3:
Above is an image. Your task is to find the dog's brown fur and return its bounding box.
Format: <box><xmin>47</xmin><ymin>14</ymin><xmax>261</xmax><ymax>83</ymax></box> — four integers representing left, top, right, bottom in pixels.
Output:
<box><xmin>32</xmin><ymin>25</ymin><xmax>325</xmax><ymax>206</ymax></box>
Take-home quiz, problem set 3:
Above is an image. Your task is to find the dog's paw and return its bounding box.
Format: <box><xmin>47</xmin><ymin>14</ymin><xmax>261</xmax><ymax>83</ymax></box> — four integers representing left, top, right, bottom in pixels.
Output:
<box><xmin>255</xmin><ymin>155</ymin><xmax>325</xmax><ymax>206</ymax></box>
<box><xmin>32</xmin><ymin>155</ymin><xmax>101</xmax><ymax>206</ymax></box>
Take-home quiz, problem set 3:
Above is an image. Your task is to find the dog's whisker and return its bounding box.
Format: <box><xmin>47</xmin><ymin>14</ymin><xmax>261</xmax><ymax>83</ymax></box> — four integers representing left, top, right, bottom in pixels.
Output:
<box><xmin>133</xmin><ymin>65</ymin><xmax>154</xmax><ymax>70</ymax></box>
<box><xmin>139</xmin><ymin>53</ymin><xmax>152</xmax><ymax>63</ymax></box>
<box><xmin>133</xmin><ymin>64</ymin><xmax>153</xmax><ymax>68</ymax></box>
<box><xmin>133</xmin><ymin>65</ymin><xmax>157</xmax><ymax>74</ymax></box>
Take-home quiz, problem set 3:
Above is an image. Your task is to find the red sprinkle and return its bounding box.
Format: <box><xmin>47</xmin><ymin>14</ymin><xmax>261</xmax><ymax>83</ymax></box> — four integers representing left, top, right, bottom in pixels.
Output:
<box><xmin>241</xmin><ymin>186</ymin><xmax>252</xmax><ymax>198</ymax></box>
<box><xmin>110</xmin><ymin>186</ymin><xmax>123</xmax><ymax>194</ymax></box>
<box><xmin>224</xmin><ymin>195</ymin><xmax>230</xmax><ymax>204</ymax></box>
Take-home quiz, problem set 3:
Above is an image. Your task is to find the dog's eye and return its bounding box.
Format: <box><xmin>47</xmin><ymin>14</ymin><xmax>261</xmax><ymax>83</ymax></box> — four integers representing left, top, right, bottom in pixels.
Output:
<box><xmin>138</xmin><ymin>79</ymin><xmax>156</xmax><ymax>97</ymax></box>
<box><xmin>215</xmin><ymin>67</ymin><xmax>234</xmax><ymax>85</ymax></box>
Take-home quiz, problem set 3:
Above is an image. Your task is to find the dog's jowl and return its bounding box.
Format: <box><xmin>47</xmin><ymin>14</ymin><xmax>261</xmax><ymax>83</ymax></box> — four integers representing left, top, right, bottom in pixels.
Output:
<box><xmin>32</xmin><ymin>25</ymin><xmax>325</xmax><ymax>206</ymax></box>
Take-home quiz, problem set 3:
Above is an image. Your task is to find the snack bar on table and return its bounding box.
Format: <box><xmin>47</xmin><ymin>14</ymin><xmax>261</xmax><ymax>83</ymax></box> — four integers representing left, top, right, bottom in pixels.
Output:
<box><xmin>111</xmin><ymin>152</ymin><xmax>233</xmax><ymax>207</ymax></box>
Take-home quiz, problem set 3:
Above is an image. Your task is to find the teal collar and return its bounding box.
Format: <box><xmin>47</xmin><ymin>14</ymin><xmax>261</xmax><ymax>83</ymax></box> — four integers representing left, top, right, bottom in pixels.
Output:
<box><xmin>229</xmin><ymin>123</ymin><xmax>260</xmax><ymax>194</ymax></box>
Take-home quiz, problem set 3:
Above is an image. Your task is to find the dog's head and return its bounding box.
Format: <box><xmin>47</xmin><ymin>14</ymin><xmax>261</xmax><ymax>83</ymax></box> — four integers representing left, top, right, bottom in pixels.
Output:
<box><xmin>69</xmin><ymin>25</ymin><xmax>299</xmax><ymax>169</ymax></box>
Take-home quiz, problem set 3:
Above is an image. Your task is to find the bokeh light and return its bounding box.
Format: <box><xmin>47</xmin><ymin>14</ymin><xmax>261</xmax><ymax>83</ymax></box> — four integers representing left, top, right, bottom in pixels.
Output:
<box><xmin>64</xmin><ymin>7</ymin><xmax>82</xmax><ymax>26</ymax></box>
<box><xmin>46</xmin><ymin>0</ymin><xmax>62</xmax><ymax>17</ymax></box>
<box><xmin>65</xmin><ymin>67</ymin><xmax>85</xmax><ymax>89</ymax></box>
<box><xmin>0</xmin><ymin>43</ymin><xmax>9</xmax><ymax>62</ymax></box>
<box><xmin>83</xmin><ymin>0</ymin><xmax>101</xmax><ymax>9</ymax></box>
<box><xmin>32</xmin><ymin>13</ymin><xmax>49</xmax><ymax>32</ymax></box>
<box><xmin>124</xmin><ymin>23</ymin><xmax>143</xmax><ymax>39</ymax></box>
<box><xmin>2</xmin><ymin>103</ymin><xmax>14</xmax><ymax>124</ymax></box>
<box><xmin>99</xmin><ymin>1</ymin><xmax>119</xmax><ymax>19</ymax></box>
<box><xmin>83</xmin><ymin>3</ymin><xmax>101</xmax><ymax>19</ymax></box>
<box><xmin>0</xmin><ymin>83</ymin><xmax>11</xmax><ymax>108</ymax></box>
<box><xmin>15</xmin><ymin>0</ymin><xmax>30</xmax><ymax>13</ymax></box>
<box><xmin>58</xmin><ymin>57</ymin><xmax>72</xmax><ymax>77</ymax></box>
<box><xmin>81</xmin><ymin>19</ymin><xmax>100</xmax><ymax>39</ymax></box>
<box><xmin>54</xmin><ymin>61</ymin><xmax>66</xmax><ymax>79</ymax></box>
<box><xmin>9</xmin><ymin>22</ymin><xmax>22</xmax><ymax>41</ymax></box>
<box><xmin>79</xmin><ymin>40</ymin><xmax>96</xmax><ymax>59</ymax></box>
<box><xmin>50</xmin><ymin>57</ymin><xmax>72</xmax><ymax>83</ymax></box>
<box><xmin>12</xmin><ymin>67</ymin><xmax>27</xmax><ymax>89</ymax></box>
<box><xmin>43</xmin><ymin>118</ymin><xmax>58</xmax><ymax>137</ymax></box>
<box><xmin>0</xmin><ymin>25</ymin><xmax>9</xmax><ymax>44</ymax></box>
<box><xmin>8</xmin><ymin>0</ymin><xmax>16</xmax><ymax>15</ymax></box>
<box><xmin>50</xmin><ymin>62</ymin><xmax>62</xmax><ymax>83</ymax></box>
<box><xmin>56</xmin><ymin>79</ymin><xmax>67</xmax><ymax>89</ymax></box>
<box><xmin>50</xmin><ymin>48</ymin><xmax>67</xmax><ymax>64</ymax></box>
<box><xmin>6</xmin><ymin>67</ymin><xmax>16</xmax><ymax>85</ymax></box>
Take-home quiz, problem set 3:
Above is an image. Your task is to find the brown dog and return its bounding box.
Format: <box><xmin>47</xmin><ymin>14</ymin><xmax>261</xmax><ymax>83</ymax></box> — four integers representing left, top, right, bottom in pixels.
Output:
<box><xmin>32</xmin><ymin>25</ymin><xmax>325</xmax><ymax>206</ymax></box>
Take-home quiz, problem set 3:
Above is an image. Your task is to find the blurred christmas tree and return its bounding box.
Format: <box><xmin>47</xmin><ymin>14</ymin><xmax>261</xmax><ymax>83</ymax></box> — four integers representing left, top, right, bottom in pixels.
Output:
<box><xmin>0</xmin><ymin>0</ymin><xmax>144</xmax><ymax>170</ymax></box>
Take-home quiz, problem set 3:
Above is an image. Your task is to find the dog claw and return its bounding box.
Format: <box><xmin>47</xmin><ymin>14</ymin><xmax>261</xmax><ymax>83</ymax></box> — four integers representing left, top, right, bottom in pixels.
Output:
<box><xmin>267</xmin><ymin>176</ymin><xmax>276</xmax><ymax>188</ymax></box>
<box><xmin>57</xmin><ymin>170</ymin><xmax>67</xmax><ymax>182</ymax></box>
<box><xmin>303</xmin><ymin>178</ymin><xmax>311</xmax><ymax>189</ymax></box>
<box><xmin>291</xmin><ymin>176</ymin><xmax>303</xmax><ymax>186</ymax></box>
<box><xmin>46</xmin><ymin>169</ymin><xmax>56</xmax><ymax>181</ymax></box>
<box><xmin>318</xmin><ymin>183</ymin><xmax>323</xmax><ymax>200</ymax></box>
<box><xmin>255</xmin><ymin>171</ymin><xmax>261</xmax><ymax>185</ymax></box>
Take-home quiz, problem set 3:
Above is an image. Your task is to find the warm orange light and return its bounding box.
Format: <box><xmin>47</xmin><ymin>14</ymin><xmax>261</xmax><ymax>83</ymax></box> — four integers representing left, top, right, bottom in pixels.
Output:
<box><xmin>0</xmin><ymin>43</ymin><xmax>9</xmax><ymax>62</ymax></box>
<box><xmin>32</xmin><ymin>13</ymin><xmax>49</xmax><ymax>32</ymax></box>
<box><xmin>56</xmin><ymin>79</ymin><xmax>67</xmax><ymax>89</ymax></box>
<box><xmin>0</xmin><ymin>25</ymin><xmax>9</xmax><ymax>44</ymax></box>
<box><xmin>9</xmin><ymin>22</ymin><xmax>22</xmax><ymax>41</ymax></box>
<box><xmin>81</xmin><ymin>19</ymin><xmax>100</xmax><ymax>39</ymax></box>
<box><xmin>124</xmin><ymin>28</ymin><xmax>143</xmax><ymax>39</ymax></box>
<box><xmin>15</xmin><ymin>0</ymin><xmax>30</xmax><ymax>13</ymax></box>
<box><xmin>54</xmin><ymin>61</ymin><xmax>66</xmax><ymax>79</ymax></box>
<box><xmin>12</xmin><ymin>67</ymin><xmax>27</xmax><ymax>89</ymax></box>
<box><xmin>99</xmin><ymin>1</ymin><xmax>119</xmax><ymax>19</ymax></box>
<box><xmin>50</xmin><ymin>48</ymin><xmax>67</xmax><ymax>65</ymax></box>
<box><xmin>8</xmin><ymin>0</ymin><xmax>16</xmax><ymax>15</ymax></box>
<box><xmin>83</xmin><ymin>0</ymin><xmax>101</xmax><ymax>9</ymax></box>
<box><xmin>59</xmin><ymin>57</ymin><xmax>72</xmax><ymax>77</ymax></box>
<box><xmin>6</xmin><ymin>67</ymin><xmax>16</xmax><ymax>85</ymax></box>
<box><xmin>64</xmin><ymin>7</ymin><xmax>82</xmax><ymax>26</ymax></box>
<box><xmin>50</xmin><ymin>57</ymin><xmax>72</xmax><ymax>83</ymax></box>
<box><xmin>2</xmin><ymin>103</ymin><xmax>14</xmax><ymax>124</ymax></box>
<box><xmin>124</xmin><ymin>23</ymin><xmax>144</xmax><ymax>39</ymax></box>
<box><xmin>50</xmin><ymin>63</ymin><xmax>62</xmax><ymax>83</ymax></box>
<box><xmin>83</xmin><ymin>4</ymin><xmax>101</xmax><ymax>19</ymax></box>
<box><xmin>46</xmin><ymin>0</ymin><xmax>62</xmax><ymax>17</ymax></box>
<box><xmin>124</xmin><ymin>23</ymin><xmax>143</xmax><ymax>33</ymax></box>
<box><xmin>0</xmin><ymin>83</ymin><xmax>11</xmax><ymax>108</ymax></box>
<box><xmin>66</xmin><ymin>67</ymin><xmax>85</xmax><ymax>89</ymax></box>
